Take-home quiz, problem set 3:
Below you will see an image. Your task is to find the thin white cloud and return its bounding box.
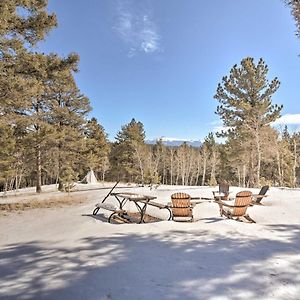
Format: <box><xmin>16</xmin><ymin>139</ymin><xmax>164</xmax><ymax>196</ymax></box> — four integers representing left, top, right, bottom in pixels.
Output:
<box><xmin>114</xmin><ymin>1</ymin><xmax>162</xmax><ymax>56</ymax></box>
<box><xmin>272</xmin><ymin>114</ymin><xmax>300</xmax><ymax>126</ymax></box>
<box><xmin>211</xmin><ymin>114</ymin><xmax>300</xmax><ymax>132</ymax></box>
<box><xmin>213</xmin><ymin>125</ymin><xmax>229</xmax><ymax>133</ymax></box>
<box><xmin>210</xmin><ymin>120</ymin><xmax>232</xmax><ymax>133</ymax></box>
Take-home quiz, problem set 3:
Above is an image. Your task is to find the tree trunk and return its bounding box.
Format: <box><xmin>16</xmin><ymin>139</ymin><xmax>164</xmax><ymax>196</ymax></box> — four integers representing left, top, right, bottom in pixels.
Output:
<box><xmin>57</xmin><ymin>143</ymin><xmax>64</xmax><ymax>191</ymax></box>
<box><xmin>293</xmin><ymin>137</ymin><xmax>297</xmax><ymax>188</ymax></box>
<box><xmin>210</xmin><ymin>150</ymin><xmax>217</xmax><ymax>185</ymax></box>
<box><xmin>194</xmin><ymin>154</ymin><xmax>201</xmax><ymax>186</ymax></box>
<box><xmin>276</xmin><ymin>148</ymin><xmax>282</xmax><ymax>187</ymax></box>
<box><xmin>175</xmin><ymin>162</ymin><xmax>179</xmax><ymax>185</ymax></box>
<box><xmin>134</xmin><ymin>145</ymin><xmax>145</xmax><ymax>184</ymax></box>
<box><xmin>248</xmin><ymin>149</ymin><xmax>255</xmax><ymax>188</ymax></box>
<box><xmin>242</xmin><ymin>164</ymin><xmax>246</xmax><ymax>187</ymax></box>
<box><xmin>255</xmin><ymin>131</ymin><xmax>261</xmax><ymax>187</ymax></box>
<box><xmin>202</xmin><ymin>158</ymin><xmax>207</xmax><ymax>186</ymax></box>
<box><xmin>170</xmin><ymin>149</ymin><xmax>174</xmax><ymax>185</ymax></box>
<box><xmin>16</xmin><ymin>173</ymin><xmax>23</xmax><ymax>190</ymax></box>
<box><xmin>4</xmin><ymin>180</ymin><xmax>8</xmax><ymax>196</ymax></box>
<box><xmin>237</xmin><ymin>167</ymin><xmax>241</xmax><ymax>187</ymax></box>
<box><xmin>36</xmin><ymin>145</ymin><xmax>42</xmax><ymax>193</ymax></box>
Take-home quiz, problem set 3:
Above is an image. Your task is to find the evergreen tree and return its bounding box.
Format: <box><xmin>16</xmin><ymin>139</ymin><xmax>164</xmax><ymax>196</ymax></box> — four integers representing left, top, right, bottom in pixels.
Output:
<box><xmin>1</xmin><ymin>1</ymin><xmax>91</xmax><ymax>192</ymax></box>
<box><xmin>83</xmin><ymin>118</ymin><xmax>110</xmax><ymax>181</ymax></box>
<box><xmin>285</xmin><ymin>0</ymin><xmax>300</xmax><ymax>38</ymax></box>
<box><xmin>0</xmin><ymin>0</ymin><xmax>57</xmax><ymax>120</ymax></box>
<box><xmin>1</xmin><ymin>1</ymin><xmax>57</xmax><ymax>192</ymax></box>
<box><xmin>47</xmin><ymin>59</ymin><xmax>91</xmax><ymax>191</ymax></box>
<box><xmin>0</xmin><ymin>124</ymin><xmax>16</xmax><ymax>193</ymax></box>
<box><xmin>110</xmin><ymin>118</ymin><xmax>146</xmax><ymax>182</ymax></box>
<box><xmin>0</xmin><ymin>0</ymin><xmax>56</xmax><ymax>46</ymax></box>
<box><xmin>214</xmin><ymin>57</ymin><xmax>282</xmax><ymax>186</ymax></box>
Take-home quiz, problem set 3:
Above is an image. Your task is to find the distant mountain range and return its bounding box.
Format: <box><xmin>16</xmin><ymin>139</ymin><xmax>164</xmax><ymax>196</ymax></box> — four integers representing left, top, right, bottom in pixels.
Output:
<box><xmin>146</xmin><ymin>137</ymin><xmax>202</xmax><ymax>147</ymax></box>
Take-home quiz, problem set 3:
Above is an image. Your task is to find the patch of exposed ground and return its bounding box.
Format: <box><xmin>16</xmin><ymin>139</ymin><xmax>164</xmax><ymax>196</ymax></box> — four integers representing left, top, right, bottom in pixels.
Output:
<box><xmin>0</xmin><ymin>194</ymin><xmax>87</xmax><ymax>214</ymax></box>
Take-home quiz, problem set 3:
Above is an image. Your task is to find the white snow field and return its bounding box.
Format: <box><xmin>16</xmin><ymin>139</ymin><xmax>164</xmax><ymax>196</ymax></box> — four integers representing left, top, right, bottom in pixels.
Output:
<box><xmin>0</xmin><ymin>184</ymin><xmax>300</xmax><ymax>300</ymax></box>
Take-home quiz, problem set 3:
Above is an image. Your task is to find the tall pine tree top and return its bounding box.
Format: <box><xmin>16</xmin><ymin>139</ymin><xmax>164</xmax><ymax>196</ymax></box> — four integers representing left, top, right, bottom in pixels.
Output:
<box><xmin>214</xmin><ymin>57</ymin><xmax>282</xmax><ymax>135</ymax></box>
<box><xmin>116</xmin><ymin>118</ymin><xmax>145</xmax><ymax>144</ymax></box>
<box><xmin>0</xmin><ymin>0</ymin><xmax>57</xmax><ymax>47</ymax></box>
<box><xmin>285</xmin><ymin>0</ymin><xmax>300</xmax><ymax>38</ymax></box>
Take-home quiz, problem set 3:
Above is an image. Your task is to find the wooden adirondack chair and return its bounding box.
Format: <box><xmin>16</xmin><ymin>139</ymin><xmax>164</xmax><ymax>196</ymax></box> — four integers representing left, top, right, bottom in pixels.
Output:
<box><xmin>171</xmin><ymin>193</ymin><xmax>195</xmax><ymax>222</ymax></box>
<box><xmin>216</xmin><ymin>190</ymin><xmax>255</xmax><ymax>223</ymax></box>
<box><xmin>213</xmin><ymin>182</ymin><xmax>230</xmax><ymax>200</ymax></box>
<box><xmin>252</xmin><ymin>185</ymin><xmax>269</xmax><ymax>205</ymax></box>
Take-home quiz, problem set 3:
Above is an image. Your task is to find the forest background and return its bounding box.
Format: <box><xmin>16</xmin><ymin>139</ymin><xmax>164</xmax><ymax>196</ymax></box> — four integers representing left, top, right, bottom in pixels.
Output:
<box><xmin>1</xmin><ymin>0</ymin><xmax>300</xmax><ymax>193</ymax></box>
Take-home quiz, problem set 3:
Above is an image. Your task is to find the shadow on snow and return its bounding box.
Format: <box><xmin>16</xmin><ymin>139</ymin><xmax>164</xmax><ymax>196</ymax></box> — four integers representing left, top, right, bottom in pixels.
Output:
<box><xmin>0</xmin><ymin>224</ymin><xmax>300</xmax><ymax>299</ymax></box>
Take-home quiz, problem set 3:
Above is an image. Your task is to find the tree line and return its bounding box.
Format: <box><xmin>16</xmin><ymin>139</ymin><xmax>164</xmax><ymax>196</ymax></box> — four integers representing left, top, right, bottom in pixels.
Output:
<box><xmin>1</xmin><ymin>1</ymin><xmax>300</xmax><ymax>193</ymax></box>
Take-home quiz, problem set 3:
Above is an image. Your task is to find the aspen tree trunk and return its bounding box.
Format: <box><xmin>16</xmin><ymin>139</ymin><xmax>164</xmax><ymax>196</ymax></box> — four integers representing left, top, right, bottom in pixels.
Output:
<box><xmin>134</xmin><ymin>147</ymin><xmax>144</xmax><ymax>184</ymax></box>
<box><xmin>9</xmin><ymin>178</ymin><xmax>14</xmax><ymax>191</ymax></box>
<box><xmin>194</xmin><ymin>157</ymin><xmax>201</xmax><ymax>186</ymax></box>
<box><xmin>4</xmin><ymin>180</ymin><xmax>8</xmax><ymax>196</ymax></box>
<box><xmin>175</xmin><ymin>159</ymin><xmax>179</xmax><ymax>185</ymax></box>
<box><xmin>181</xmin><ymin>173</ymin><xmax>185</xmax><ymax>185</ymax></box>
<box><xmin>16</xmin><ymin>174</ymin><xmax>23</xmax><ymax>190</ymax></box>
<box><xmin>175</xmin><ymin>174</ymin><xmax>179</xmax><ymax>185</ymax></box>
<box><xmin>15</xmin><ymin>175</ymin><xmax>18</xmax><ymax>191</ymax></box>
<box><xmin>180</xmin><ymin>158</ymin><xmax>185</xmax><ymax>185</ymax></box>
<box><xmin>202</xmin><ymin>158</ymin><xmax>207</xmax><ymax>186</ymax></box>
<box><xmin>210</xmin><ymin>150</ymin><xmax>217</xmax><ymax>185</ymax></box>
<box><xmin>276</xmin><ymin>148</ymin><xmax>282</xmax><ymax>186</ymax></box>
<box><xmin>293</xmin><ymin>138</ymin><xmax>297</xmax><ymax>188</ymax></box>
<box><xmin>170</xmin><ymin>149</ymin><xmax>174</xmax><ymax>185</ymax></box>
<box><xmin>162</xmin><ymin>160</ymin><xmax>166</xmax><ymax>184</ymax></box>
<box><xmin>242</xmin><ymin>164</ymin><xmax>246</xmax><ymax>187</ymax></box>
<box><xmin>248</xmin><ymin>149</ymin><xmax>255</xmax><ymax>187</ymax></box>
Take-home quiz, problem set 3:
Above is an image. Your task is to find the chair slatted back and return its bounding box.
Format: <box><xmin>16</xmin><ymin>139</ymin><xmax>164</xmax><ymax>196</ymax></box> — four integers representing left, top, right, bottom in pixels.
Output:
<box><xmin>218</xmin><ymin>182</ymin><xmax>230</xmax><ymax>200</ymax></box>
<box><xmin>171</xmin><ymin>193</ymin><xmax>192</xmax><ymax>218</ymax></box>
<box><xmin>219</xmin><ymin>182</ymin><xmax>229</xmax><ymax>194</ymax></box>
<box><xmin>232</xmin><ymin>191</ymin><xmax>252</xmax><ymax>217</ymax></box>
<box><xmin>259</xmin><ymin>185</ymin><xmax>269</xmax><ymax>196</ymax></box>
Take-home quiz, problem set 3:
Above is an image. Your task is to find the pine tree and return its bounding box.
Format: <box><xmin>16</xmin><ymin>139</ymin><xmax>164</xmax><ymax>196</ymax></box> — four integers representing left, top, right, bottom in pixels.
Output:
<box><xmin>83</xmin><ymin>118</ymin><xmax>110</xmax><ymax>181</ymax></box>
<box><xmin>110</xmin><ymin>118</ymin><xmax>146</xmax><ymax>183</ymax></box>
<box><xmin>0</xmin><ymin>0</ymin><xmax>57</xmax><ymax>120</ymax></box>
<box><xmin>0</xmin><ymin>0</ymin><xmax>57</xmax><ymax>46</ymax></box>
<box><xmin>1</xmin><ymin>2</ymin><xmax>91</xmax><ymax>192</ymax></box>
<box><xmin>0</xmin><ymin>124</ymin><xmax>16</xmax><ymax>193</ymax></box>
<box><xmin>1</xmin><ymin>1</ymin><xmax>57</xmax><ymax>192</ymax></box>
<box><xmin>285</xmin><ymin>0</ymin><xmax>300</xmax><ymax>38</ymax></box>
<box><xmin>47</xmin><ymin>59</ymin><xmax>91</xmax><ymax>191</ymax></box>
<box><xmin>214</xmin><ymin>57</ymin><xmax>282</xmax><ymax>186</ymax></box>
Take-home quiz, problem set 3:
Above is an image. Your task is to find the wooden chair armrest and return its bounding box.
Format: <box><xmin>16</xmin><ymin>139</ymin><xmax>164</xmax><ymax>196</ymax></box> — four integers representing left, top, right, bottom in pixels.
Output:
<box><xmin>217</xmin><ymin>202</ymin><xmax>235</xmax><ymax>208</ymax></box>
<box><xmin>215</xmin><ymin>201</ymin><xmax>248</xmax><ymax>208</ymax></box>
<box><xmin>191</xmin><ymin>200</ymin><xmax>203</xmax><ymax>205</ymax></box>
<box><xmin>252</xmin><ymin>194</ymin><xmax>268</xmax><ymax>198</ymax></box>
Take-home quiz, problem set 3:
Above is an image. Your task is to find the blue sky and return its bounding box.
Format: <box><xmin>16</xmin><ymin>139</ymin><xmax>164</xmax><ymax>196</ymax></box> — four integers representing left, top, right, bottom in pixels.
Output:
<box><xmin>38</xmin><ymin>0</ymin><xmax>300</xmax><ymax>141</ymax></box>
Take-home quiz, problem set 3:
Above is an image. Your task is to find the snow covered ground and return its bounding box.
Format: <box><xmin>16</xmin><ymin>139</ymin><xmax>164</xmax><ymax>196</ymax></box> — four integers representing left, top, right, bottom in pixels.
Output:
<box><xmin>0</xmin><ymin>184</ymin><xmax>300</xmax><ymax>300</ymax></box>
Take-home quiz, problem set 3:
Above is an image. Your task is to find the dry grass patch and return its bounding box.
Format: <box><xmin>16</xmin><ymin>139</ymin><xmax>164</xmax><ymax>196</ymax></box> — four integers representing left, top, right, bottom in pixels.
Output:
<box><xmin>0</xmin><ymin>194</ymin><xmax>87</xmax><ymax>213</ymax></box>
